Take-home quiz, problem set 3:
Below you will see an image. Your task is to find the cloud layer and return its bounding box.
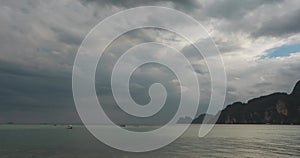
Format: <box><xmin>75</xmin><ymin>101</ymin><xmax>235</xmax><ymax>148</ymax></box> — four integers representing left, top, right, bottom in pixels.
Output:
<box><xmin>1</xmin><ymin>0</ymin><xmax>300</xmax><ymax>123</ymax></box>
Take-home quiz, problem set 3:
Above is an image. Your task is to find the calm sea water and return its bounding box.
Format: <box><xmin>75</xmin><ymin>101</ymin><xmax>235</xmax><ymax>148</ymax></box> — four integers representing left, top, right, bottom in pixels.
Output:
<box><xmin>0</xmin><ymin>125</ymin><xmax>299</xmax><ymax>158</ymax></box>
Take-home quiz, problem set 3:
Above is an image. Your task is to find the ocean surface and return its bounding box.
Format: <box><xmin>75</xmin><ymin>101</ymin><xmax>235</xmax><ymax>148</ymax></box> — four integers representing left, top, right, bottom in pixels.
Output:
<box><xmin>0</xmin><ymin>125</ymin><xmax>299</xmax><ymax>158</ymax></box>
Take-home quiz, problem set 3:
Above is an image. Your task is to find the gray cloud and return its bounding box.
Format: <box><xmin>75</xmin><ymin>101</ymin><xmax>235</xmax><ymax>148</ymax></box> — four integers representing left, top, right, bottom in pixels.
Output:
<box><xmin>0</xmin><ymin>0</ymin><xmax>300</xmax><ymax>124</ymax></box>
<box><xmin>203</xmin><ymin>0</ymin><xmax>283</xmax><ymax>20</ymax></box>
<box><xmin>80</xmin><ymin>0</ymin><xmax>201</xmax><ymax>11</ymax></box>
<box><xmin>254</xmin><ymin>8</ymin><xmax>300</xmax><ymax>37</ymax></box>
<box><xmin>50</xmin><ymin>26</ymin><xmax>84</xmax><ymax>46</ymax></box>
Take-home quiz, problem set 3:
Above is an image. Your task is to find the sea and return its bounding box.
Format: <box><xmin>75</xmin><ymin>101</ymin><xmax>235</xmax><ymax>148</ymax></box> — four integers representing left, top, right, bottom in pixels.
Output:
<box><xmin>0</xmin><ymin>125</ymin><xmax>299</xmax><ymax>158</ymax></box>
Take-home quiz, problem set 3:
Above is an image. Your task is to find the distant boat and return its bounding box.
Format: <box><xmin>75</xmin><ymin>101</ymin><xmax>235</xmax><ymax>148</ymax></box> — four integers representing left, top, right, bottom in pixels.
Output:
<box><xmin>119</xmin><ymin>124</ymin><xmax>126</xmax><ymax>127</ymax></box>
<box><xmin>67</xmin><ymin>125</ymin><xmax>73</xmax><ymax>129</ymax></box>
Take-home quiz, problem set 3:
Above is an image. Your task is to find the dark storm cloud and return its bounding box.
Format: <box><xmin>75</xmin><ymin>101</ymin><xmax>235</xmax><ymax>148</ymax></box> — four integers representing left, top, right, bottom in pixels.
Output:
<box><xmin>0</xmin><ymin>59</ymin><xmax>70</xmax><ymax>79</ymax></box>
<box><xmin>0</xmin><ymin>1</ymin><xmax>88</xmax><ymax>123</ymax></box>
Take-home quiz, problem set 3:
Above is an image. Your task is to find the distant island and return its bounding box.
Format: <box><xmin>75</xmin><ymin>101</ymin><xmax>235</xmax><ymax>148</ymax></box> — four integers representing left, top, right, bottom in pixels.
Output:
<box><xmin>192</xmin><ymin>80</ymin><xmax>300</xmax><ymax>125</ymax></box>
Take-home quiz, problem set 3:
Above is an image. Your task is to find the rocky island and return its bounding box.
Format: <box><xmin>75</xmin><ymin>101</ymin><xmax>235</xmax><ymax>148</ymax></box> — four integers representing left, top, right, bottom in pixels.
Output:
<box><xmin>192</xmin><ymin>80</ymin><xmax>300</xmax><ymax>124</ymax></box>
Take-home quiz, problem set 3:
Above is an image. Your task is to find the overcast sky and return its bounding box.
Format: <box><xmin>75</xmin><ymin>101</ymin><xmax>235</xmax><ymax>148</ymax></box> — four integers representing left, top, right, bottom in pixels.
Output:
<box><xmin>1</xmin><ymin>0</ymin><xmax>300</xmax><ymax>124</ymax></box>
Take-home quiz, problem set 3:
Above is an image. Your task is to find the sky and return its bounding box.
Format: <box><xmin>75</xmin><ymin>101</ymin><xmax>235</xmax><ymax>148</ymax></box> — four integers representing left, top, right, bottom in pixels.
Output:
<box><xmin>1</xmin><ymin>0</ymin><xmax>300</xmax><ymax>124</ymax></box>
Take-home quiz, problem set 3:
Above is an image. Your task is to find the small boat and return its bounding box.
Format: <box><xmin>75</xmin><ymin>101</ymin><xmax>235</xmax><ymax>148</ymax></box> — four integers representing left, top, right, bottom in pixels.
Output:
<box><xmin>67</xmin><ymin>125</ymin><xmax>73</xmax><ymax>129</ymax></box>
<box><xmin>119</xmin><ymin>124</ymin><xmax>126</xmax><ymax>127</ymax></box>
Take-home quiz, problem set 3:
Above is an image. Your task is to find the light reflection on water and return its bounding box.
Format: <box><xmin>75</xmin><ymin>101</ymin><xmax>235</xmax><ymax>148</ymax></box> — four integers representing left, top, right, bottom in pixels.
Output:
<box><xmin>0</xmin><ymin>125</ymin><xmax>299</xmax><ymax>158</ymax></box>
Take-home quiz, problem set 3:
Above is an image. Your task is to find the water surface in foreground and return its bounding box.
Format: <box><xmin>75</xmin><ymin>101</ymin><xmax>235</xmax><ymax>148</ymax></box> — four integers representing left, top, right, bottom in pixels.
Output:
<box><xmin>0</xmin><ymin>125</ymin><xmax>299</xmax><ymax>158</ymax></box>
